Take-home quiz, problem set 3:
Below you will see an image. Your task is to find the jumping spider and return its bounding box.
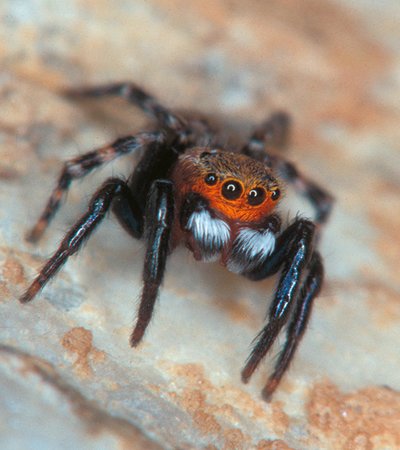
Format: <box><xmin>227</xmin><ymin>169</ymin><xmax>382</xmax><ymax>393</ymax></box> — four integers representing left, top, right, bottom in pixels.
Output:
<box><xmin>20</xmin><ymin>82</ymin><xmax>333</xmax><ymax>400</ymax></box>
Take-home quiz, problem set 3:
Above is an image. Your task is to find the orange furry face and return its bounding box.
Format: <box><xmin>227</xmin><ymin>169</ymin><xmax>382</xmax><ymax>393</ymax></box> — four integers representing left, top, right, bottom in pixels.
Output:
<box><xmin>173</xmin><ymin>148</ymin><xmax>282</xmax><ymax>224</ymax></box>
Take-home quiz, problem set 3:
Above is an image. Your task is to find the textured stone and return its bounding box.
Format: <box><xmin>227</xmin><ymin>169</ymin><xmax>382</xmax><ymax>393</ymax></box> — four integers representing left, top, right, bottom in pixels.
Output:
<box><xmin>1</xmin><ymin>0</ymin><xmax>400</xmax><ymax>449</ymax></box>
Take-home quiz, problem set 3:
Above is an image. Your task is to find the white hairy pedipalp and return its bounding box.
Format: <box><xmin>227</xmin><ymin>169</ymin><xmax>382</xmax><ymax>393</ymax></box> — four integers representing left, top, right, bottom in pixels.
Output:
<box><xmin>227</xmin><ymin>227</ymin><xmax>276</xmax><ymax>273</ymax></box>
<box><xmin>187</xmin><ymin>209</ymin><xmax>231</xmax><ymax>255</ymax></box>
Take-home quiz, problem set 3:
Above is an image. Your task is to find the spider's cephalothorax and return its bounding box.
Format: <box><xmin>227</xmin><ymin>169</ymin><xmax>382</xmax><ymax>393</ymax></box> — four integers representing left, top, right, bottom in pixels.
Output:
<box><xmin>19</xmin><ymin>82</ymin><xmax>334</xmax><ymax>401</ymax></box>
<box><xmin>174</xmin><ymin>148</ymin><xmax>281</xmax><ymax>223</ymax></box>
<box><xmin>172</xmin><ymin>148</ymin><xmax>282</xmax><ymax>272</ymax></box>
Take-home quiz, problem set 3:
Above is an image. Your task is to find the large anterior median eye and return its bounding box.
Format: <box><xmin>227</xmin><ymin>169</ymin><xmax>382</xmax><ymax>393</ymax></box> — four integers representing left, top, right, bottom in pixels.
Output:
<box><xmin>222</xmin><ymin>180</ymin><xmax>243</xmax><ymax>200</ymax></box>
<box><xmin>247</xmin><ymin>187</ymin><xmax>266</xmax><ymax>206</ymax></box>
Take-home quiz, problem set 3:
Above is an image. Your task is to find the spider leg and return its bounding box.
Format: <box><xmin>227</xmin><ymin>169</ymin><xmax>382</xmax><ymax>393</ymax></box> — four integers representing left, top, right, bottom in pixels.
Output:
<box><xmin>275</xmin><ymin>159</ymin><xmax>334</xmax><ymax>227</ymax></box>
<box><xmin>262</xmin><ymin>251</ymin><xmax>323</xmax><ymax>401</ymax></box>
<box><xmin>111</xmin><ymin>194</ymin><xmax>143</xmax><ymax>239</ymax></box>
<box><xmin>242</xmin><ymin>112</ymin><xmax>291</xmax><ymax>157</ymax></box>
<box><xmin>241</xmin><ymin>219</ymin><xmax>316</xmax><ymax>384</ymax></box>
<box><xmin>241</xmin><ymin>113</ymin><xmax>334</xmax><ymax>228</ymax></box>
<box><xmin>130</xmin><ymin>180</ymin><xmax>174</xmax><ymax>347</ymax></box>
<box><xmin>27</xmin><ymin>131</ymin><xmax>165</xmax><ymax>243</ymax></box>
<box><xmin>20</xmin><ymin>178</ymin><xmax>134</xmax><ymax>304</ymax></box>
<box><xmin>65</xmin><ymin>82</ymin><xmax>187</xmax><ymax>133</ymax></box>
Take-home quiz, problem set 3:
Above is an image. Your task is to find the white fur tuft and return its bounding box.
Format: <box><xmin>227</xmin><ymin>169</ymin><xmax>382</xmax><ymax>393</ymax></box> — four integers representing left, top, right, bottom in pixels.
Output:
<box><xmin>235</xmin><ymin>228</ymin><xmax>276</xmax><ymax>259</ymax></box>
<box><xmin>227</xmin><ymin>227</ymin><xmax>276</xmax><ymax>273</ymax></box>
<box><xmin>187</xmin><ymin>210</ymin><xmax>231</xmax><ymax>252</ymax></box>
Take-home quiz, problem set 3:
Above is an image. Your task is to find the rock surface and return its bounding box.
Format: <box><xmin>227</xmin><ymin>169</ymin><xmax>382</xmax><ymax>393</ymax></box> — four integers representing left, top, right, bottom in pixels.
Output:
<box><xmin>1</xmin><ymin>0</ymin><xmax>400</xmax><ymax>449</ymax></box>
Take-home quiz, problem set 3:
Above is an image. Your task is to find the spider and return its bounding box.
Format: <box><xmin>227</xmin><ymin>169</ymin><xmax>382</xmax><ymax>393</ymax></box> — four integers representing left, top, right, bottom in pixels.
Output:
<box><xmin>19</xmin><ymin>81</ymin><xmax>333</xmax><ymax>401</ymax></box>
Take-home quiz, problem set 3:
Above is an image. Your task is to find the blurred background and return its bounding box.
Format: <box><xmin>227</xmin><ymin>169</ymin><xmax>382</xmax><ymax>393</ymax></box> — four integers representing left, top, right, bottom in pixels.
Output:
<box><xmin>0</xmin><ymin>1</ymin><xmax>399</xmax><ymax>449</ymax></box>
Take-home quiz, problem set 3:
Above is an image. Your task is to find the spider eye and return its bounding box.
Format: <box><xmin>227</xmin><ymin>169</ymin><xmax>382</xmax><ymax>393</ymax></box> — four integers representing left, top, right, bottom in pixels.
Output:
<box><xmin>271</xmin><ymin>189</ymin><xmax>280</xmax><ymax>201</ymax></box>
<box><xmin>200</xmin><ymin>149</ymin><xmax>218</xmax><ymax>159</ymax></box>
<box><xmin>221</xmin><ymin>180</ymin><xmax>243</xmax><ymax>200</ymax></box>
<box><xmin>204</xmin><ymin>173</ymin><xmax>218</xmax><ymax>185</ymax></box>
<box><xmin>247</xmin><ymin>187</ymin><xmax>266</xmax><ymax>206</ymax></box>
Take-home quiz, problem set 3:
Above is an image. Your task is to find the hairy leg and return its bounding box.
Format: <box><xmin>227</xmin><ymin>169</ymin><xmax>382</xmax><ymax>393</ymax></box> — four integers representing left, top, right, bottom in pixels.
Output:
<box><xmin>130</xmin><ymin>179</ymin><xmax>174</xmax><ymax>346</ymax></box>
<box><xmin>275</xmin><ymin>159</ymin><xmax>334</xmax><ymax>226</ymax></box>
<box><xmin>65</xmin><ymin>82</ymin><xmax>187</xmax><ymax>133</ymax></box>
<box><xmin>20</xmin><ymin>178</ymin><xmax>135</xmax><ymax>303</ymax></box>
<box><xmin>262</xmin><ymin>251</ymin><xmax>323</xmax><ymax>401</ymax></box>
<box><xmin>27</xmin><ymin>131</ymin><xmax>165</xmax><ymax>242</ymax></box>
<box><xmin>242</xmin><ymin>112</ymin><xmax>291</xmax><ymax>158</ymax></box>
<box><xmin>242</xmin><ymin>113</ymin><xmax>334</xmax><ymax>228</ymax></box>
<box><xmin>241</xmin><ymin>219</ymin><xmax>316</xmax><ymax>384</ymax></box>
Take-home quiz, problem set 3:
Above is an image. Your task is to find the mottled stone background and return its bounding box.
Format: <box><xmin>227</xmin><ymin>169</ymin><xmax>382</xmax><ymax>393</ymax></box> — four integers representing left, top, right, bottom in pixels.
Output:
<box><xmin>1</xmin><ymin>1</ymin><xmax>400</xmax><ymax>449</ymax></box>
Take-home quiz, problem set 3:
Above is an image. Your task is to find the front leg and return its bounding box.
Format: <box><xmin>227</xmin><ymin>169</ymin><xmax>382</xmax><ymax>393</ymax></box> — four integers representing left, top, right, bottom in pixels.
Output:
<box><xmin>130</xmin><ymin>180</ymin><xmax>174</xmax><ymax>346</ymax></box>
<box><xmin>20</xmin><ymin>178</ymin><xmax>134</xmax><ymax>304</ymax></box>
<box><xmin>262</xmin><ymin>251</ymin><xmax>323</xmax><ymax>400</ymax></box>
<box><xmin>241</xmin><ymin>219</ymin><xmax>317</xmax><ymax>386</ymax></box>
